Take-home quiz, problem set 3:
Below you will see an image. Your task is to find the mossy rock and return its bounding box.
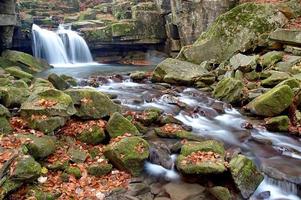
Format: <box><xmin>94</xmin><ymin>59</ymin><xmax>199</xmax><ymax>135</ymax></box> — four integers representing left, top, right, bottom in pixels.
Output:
<box><xmin>79</xmin><ymin>8</ymin><xmax>96</xmax><ymax>20</ymax></box>
<box><xmin>1</xmin><ymin>50</ymin><xmax>50</xmax><ymax>73</ymax></box>
<box><xmin>60</xmin><ymin>74</ymin><xmax>77</xmax><ymax>86</ymax></box>
<box><xmin>0</xmin><ymin>116</ymin><xmax>12</xmax><ymax>134</ymax></box>
<box><xmin>213</xmin><ymin>78</ymin><xmax>244</xmax><ymax>104</ymax></box>
<box><xmin>137</xmin><ymin>108</ymin><xmax>161</xmax><ymax>125</ymax></box>
<box><xmin>65</xmin><ymin>88</ymin><xmax>121</xmax><ymax>119</ymax></box>
<box><xmin>46</xmin><ymin>160</ymin><xmax>69</xmax><ymax>171</ymax></box>
<box><xmin>29</xmin><ymin>189</ymin><xmax>61</xmax><ymax>200</ymax></box>
<box><xmin>265</xmin><ymin>115</ymin><xmax>289</xmax><ymax>132</ymax></box>
<box><xmin>10</xmin><ymin>155</ymin><xmax>41</xmax><ymax>181</ymax></box>
<box><xmin>130</xmin><ymin>71</ymin><xmax>148</xmax><ymax>81</ymax></box>
<box><xmin>180</xmin><ymin>140</ymin><xmax>225</xmax><ymax>156</ymax></box>
<box><xmin>65</xmin><ymin>166</ymin><xmax>81</xmax><ymax>179</ymax></box>
<box><xmin>247</xmin><ymin>85</ymin><xmax>293</xmax><ymax>117</ymax></box>
<box><xmin>0</xmin><ymin>86</ymin><xmax>30</xmax><ymax>108</ymax></box>
<box><xmin>5</xmin><ymin>67</ymin><xmax>33</xmax><ymax>80</ymax></box>
<box><xmin>229</xmin><ymin>155</ymin><xmax>264</xmax><ymax>198</ymax></box>
<box><xmin>180</xmin><ymin>3</ymin><xmax>287</xmax><ymax>64</ymax></box>
<box><xmin>87</xmin><ymin>162</ymin><xmax>113</xmax><ymax>176</ymax></box>
<box><xmin>154</xmin><ymin>127</ymin><xmax>196</xmax><ymax>140</ymax></box>
<box><xmin>77</xmin><ymin>125</ymin><xmax>106</xmax><ymax>145</ymax></box>
<box><xmin>229</xmin><ymin>53</ymin><xmax>258</xmax><ymax>72</ymax></box>
<box><xmin>112</xmin><ymin>21</ymin><xmax>137</xmax><ymax>37</ymax></box>
<box><xmin>275</xmin><ymin>78</ymin><xmax>300</xmax><ymax>89</ymax></box>
<box><xmin>68</xmin><ymin>148</ymin><xmax>87</xmax><ymax>163</ymax></box>
<box><xmin>22</xmin><ymin>134</ymin><xmax>56</xmax><ymax>159</ymax></box>
<box><xmin>48</xmin><ymin>73</ymin><xmax>70</xmax><ymax>90</ymax></box>
<box><xmin>261</xmin><ymin>71</ymin><xmax>291</xmax><ymax>87</ymax></box>
<box><xmin>20</xmin><ymin>88</ymin><xmax>76</xmax><ymax>118</ymax></box>
<box><xmin>104</xmin><ymin>136</ymin><xmax>149</xmax><ymax>176</ymax></box>
<box><xmin>106</xmin><ymin>112</ymin><xmax>140</xmax><ymax>138</ymax></box>
<box><xmin>28</xmin><ymin>116</ymin><xmax>66</xmax><ymax>134</ymax></box>
<box><xmin>259</xmin><ymin>51</ymin><xmax>284</xmax><ymax>68</ymax></box>
<box><xmin>208</xmin><ymin>186</ymin><xmax>232</xmax><ymax>200</ymax></box>
<box><xmin>0</xmin><ymin>179</ymin><xmax>23</xmax><ymax>200</ymax></box>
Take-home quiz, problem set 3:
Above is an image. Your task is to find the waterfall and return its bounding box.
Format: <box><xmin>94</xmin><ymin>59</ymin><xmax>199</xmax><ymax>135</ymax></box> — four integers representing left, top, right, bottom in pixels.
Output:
<box><xmin>32</xmin><ymin>24</ymin><xmax>93</xmax><ymax>66</ymax></box>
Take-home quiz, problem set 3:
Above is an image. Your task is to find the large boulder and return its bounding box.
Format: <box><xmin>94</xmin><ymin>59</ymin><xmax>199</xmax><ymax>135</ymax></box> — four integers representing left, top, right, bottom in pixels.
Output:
<box><xmin>261</xmin><ymin>71</ymin><xmax>291</xmax><ymax>87</ymax></box>
<box><xmin>179</xmin><ymin>3</ymin><xmax>288</xmax><ymax>64</ymax></box>
<box><xmin>176</xmin><ymin>140</ymin><xmax>227</xmax><ymax>174</ymax></box>
<box><xmin>229</xmin><ymin>155</ymin><xmax>264</xmax><ymax>198</ymax></box>
<box><xmin>152</xmin><ymin>58</ymin><xmax>208</xmax><ymax>85</ymax></box>
<box><xmin>1</xmin><ymin>50</ymin><xmax>50</xmax><ymax>73</ymax></box>
<box><xmin>65</xmin><ymin>88</ymin><xmax>121</xmax><ymax>119</ymax></box>
<box><xmin>104</xmin><ymin>136</ymin><xmax>149</xmax><ymax>176</ymax></box>
<box><xmin>106</xmin><ymin>112</ymin><xmax>140</xmax><ymax>138</ymax></box>
<box><xmin>213</xmin><ymin>78</ymin><xmax>244</xmax><ymax>104</ymax></box>
<box><xmin>246</xmin><ymin>85</ymin><xmax>293</xmax><ymax>117</ymax></box>
<box><xmin>20</xmin><ymin>88</ymin><xmax>76</xmax><ymax>118</ymax></box>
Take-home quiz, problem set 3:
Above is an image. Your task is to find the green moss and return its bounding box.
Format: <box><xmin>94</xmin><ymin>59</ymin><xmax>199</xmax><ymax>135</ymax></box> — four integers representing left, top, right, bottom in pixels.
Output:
<box><xmin>229</xmin><ymin>155</ymin><xmax>263</xmax><ymax>198</ymax></box>
<box><xmin>28</xmin><ymin>116</ymin><xmax>66</xmax><ymax>134</ymax></box>
<box><xmin>213</xmin><ymin>78</ymin><xmax>244</xmax><ymax>104</ymax></box>
<box><xmin>154</xmin><ymin>128</ymin><xmax>197</xmax><ymax>140</ymax></box>
<box><xmin>0</xmin><ymin>179</ymin><xmax>22</xmax><ymax>199</ymax></box>
<box><xmin>111</xmin><ymin>21</ymin><xmax>137</xmax><ymax>37</ymax></box>
<box><xmin>104</xmin><ymin>136</ymin><xmax>149</xmax><ymax>176</ymax></box>
<box><xmin>0</xmin><ymin>116</ymin><xmax>12</xmax><ymax>134</ymax></box>
<box><xmin>276</xmin><ymin>78</ymin><xmax>300</xmax><ymax>89</ymax></box>
<box><xmin>106</xmin><ymin>112</ymin><xmax>140</xmax><ymax>138</ymax></box>
<box><xmin>77</xmin><ymin>126</ymin><xmax>105</xmax><ymax>145</ymax></box>
<box><xmin>259</xmin><ymin>51</ymin><xmax>284</xmax><ymax>68</ymax></box>
<box><xmin>68</xmin><ymin>148</ymin><xmax>87</xmax><ymax>163</ymax></box>
<box><xmin>46</xmin><ymin>160</ymin><xmax>69</xmax><ymax>171</ymax></box>
<box><xmin>180</xmin><ymin>140</ymin><xmax>225</xmax><ymax>156</ymax></box>
<box><xmin>65</xmin><ymin>166</ymin><xmax>82</xmax><ymax>179</ymax></box>
<box><xmin>82</xmin><ymin>26</ymin><xmax>112</xmax><ymax>42</ymax></box>
<box><xmin>11</xmin><ymin>155</ymin><xmax>42</xmax><ymax>181</ymax></box>
<box><xmin>5</xmin><ymin>67</ymin><xmax>33</xmax><ymax>80</ymax></box>
<box><xmin>208</xmin><ymin>186</ymin><xmax>232</xmax><ymax>200</ymax></box>
<box><xmin>265</xmin><ymin>115</ymin><xmax>289</xmax><ymax>132</ymax></box>
<box><xmin>0</xmin><ymin>86</ymin><xmax>30</xmax><ymax>108</ymax></box>
<box><xmin>87</xmin><ymin>163</ymin><xmax>113</xmax><ymax>176</ymax></box>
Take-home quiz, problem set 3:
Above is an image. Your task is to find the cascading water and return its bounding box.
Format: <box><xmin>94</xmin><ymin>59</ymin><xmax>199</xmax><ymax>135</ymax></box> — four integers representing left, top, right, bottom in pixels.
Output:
<box><xmin>32</xmin><ymin>24</ymin><xmax>93</xmax><ymax>66</ymax></box>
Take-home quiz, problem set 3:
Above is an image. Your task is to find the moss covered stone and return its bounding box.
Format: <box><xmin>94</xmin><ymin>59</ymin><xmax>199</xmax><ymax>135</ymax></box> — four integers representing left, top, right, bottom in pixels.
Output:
<box><xmin>265</xmin><ymin>115</ymin><xmax>289</xmax><ymax>132</ymax></box>
<box><xmin>276</xmin><ymin>78</ymin><xmax>300</xmax><ymax>89</ymax></box>
<box><xmin>28</xmin><ymin>116</ymin><xmax>66</xmax><ymax>134</ymax></box>
<box><xmin>5</xmin><ymin>67</ymin><xmax>33</xmax><ymax>80</ymax></box>
<box><xmin>48</xmin><ymin>73</ymin><xmax>70</xmax><ymax>90</ymax></box>
<box><xmin>82</xmin><ymin>26</ymin><xmax>113</xmax><ymax>43</ymax></box>
<box><xmin>180</xmin><ymin>140</ymin><xmax>225</xmax><ymax>156</ymax></box>
<box><xmin>229</xmin><ymin>155</ymin><xmax>264</xmax><ymax>198</ymax></box>
<box><xmin>154</xmin><ymin>127</ymin><xmax>196</xmax><ymax>140</ymax></box>
<box><xmin>79</xmin><ymin>8</ymin><xmax>96</xmax><ymax>20</ymax></box>
<box><xmin>65</xmin><ymin>88</ymin><xmax>121</xmax><ymax>119</ymax></box>
<box><xmin>259</xmin><ymin>51</ymin><xmax>284</xmax><ymax>68</ymax></box>
<box><xmin>247</xmin><ymin>85</ymin><xmax>293</xmax><ymax>117</ymax></box>
<box><xmin>22</xmin><ymin>134</ymin><xmax>56</xmax><ymax>159</ymax></box>
<box><xmin>87</xmin><ymin>162</ymin><xmax>113</xmax><ymax>176</ymax></box>
<box><xmin>0</xmin><ymin>179</ymin><xmax>22</xmax><ymax>200</ymax></box>
<box><xmin>0</xmin><ymin>85</ymin><xmax>30</xmax><ymax>108</ymax></box>
<box><xmin>261</xmin><ymin>71</ymin><xmax>290</xmax><ymax>87</ymax></box>
<box><xmin>11</xmin><ymin>155</ymin><xmax>41</xmax><ymax>181</ymax></box>
<box><xmin>1</xmin><ymin>50</ymin><xmax>50</xmax><ymax>73</ymax></box>
<box><xmin>208</xmin><ymin>186</ymin><xmax>231</xmax><ymax>200</ymax></box>
<box><xmin>152</xmin><ymin>58</ymin><xmax>208</xmax><ymax>85</ymax></box>
<box><xmin>104</xmin><ymin>136</ymin><xmax>149</xmax><ymax>176</ymax></box>
<box><xmin>21</xmin><ymin>88</ymin><xmax>76</xmax><ymax>118</ymax></box>
<box><xmin>213</xmin><ymin>78</ymin><xmax>244</xmax><ymax>104</ymax></box>
<box><xmin>65</xmin><ymin>166</ymin><xmax>81</xmax><ymax>179</ymax></box>
<box><xmin>180</xmin><ymin>3</ymin><xmax>287</xmax><ymax>64</ymax></box>
<box><xmin>106</xmin><ymin>112</ymin><xmax>140</xmax><ymax>138</ymax></box>
<box><xmin>68</xmin><ymin>148</ymin><xmax>87</xmax><ymax>163</ymax></box>
<box><xmin>112</xmin><ymin>21</ymin><xmax>137</xmax><ymax>37</ymax></box>
<box><xmin>77</xmin><ymin>126</ymin><xmax>105</xmax><ymax>145</ymax></box>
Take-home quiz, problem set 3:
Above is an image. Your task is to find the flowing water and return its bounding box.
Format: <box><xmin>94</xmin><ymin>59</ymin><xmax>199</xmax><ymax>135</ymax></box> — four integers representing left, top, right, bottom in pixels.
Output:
<box><xmin>32</xmin><ymin>24</ymin><xmax>94</xmax><ymax>65</ymax></box>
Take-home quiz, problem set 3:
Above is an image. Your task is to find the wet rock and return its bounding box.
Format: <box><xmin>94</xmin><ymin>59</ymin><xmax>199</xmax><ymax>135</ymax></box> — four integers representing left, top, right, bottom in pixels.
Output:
<box><xmin>11</xmin><ymin>155</ymin><xmax>41</xmax><ymax>181</ymax></box>
<box><xmin>28</xmin><ymin>116</ymin><xmax>66</xmax><ymax>134</ymax></box>
<box><xmin>176</xmin><ymin>140</ymin><xmax>227</xmax><ymax>174</ymax></box>
<box><xmin>152</xmin><ymin>58</ymin><xmax>208</xmax><ymax>85</ymax></box>
<box><xmin>255</xmin><ymin>191</ymin><xmax>270</xmax><ymax>200</ymax></box>
<box><xmin>20</xmin><ymin>88</ymin><xmax>76</xmax><ymax>118</ymax></box>
<box><xmin>158</xmin><ymin>114</ymin><xmax>183</xmax><ymax>125</ymax></box>
<box><xmin>246</xmin><ymin>85</ymin><xmax>293</xmax><ymax>117</ymax></box>
<box><xmin>213</xmin><ymin>78</ymin><xmax>244</xmax><ymax>104</ymax></box>
<box><xmin>265</xmin><ymin>115</ymin><xmax>289</xmax><ymax>132</ymax></box>
<box><xmin>4</xmin><ymin>67</ymin><xmax>33</xmax><ymax>80</ymax></box>
<box><xmin>208</xmin><ymin>186</ymin><xmax>232</xmax><ymax>200</ymax></box>
<box><xmin>77</xmin><ymin>125</ymin><xmax>106</xmax><ymax>145</ymax></box>
<box><xmin>149</xmin><ymin>142</ymin><xmax>173</xmax><ymax>169</ymax></box>
<box><xmin>48</xmin><ymin>73</ymin><xmax>70</xmax><ymax>90</ymax></box>
<box><xmin>87</xmin><ymin>162</ymin><xmax>112</xmax><ymax>176</ymax></box>
<box><xmin>180</xmin><ymin>3</ymin><xmax>288</xmax><ymax>64</ymax></box>
<box><xmin>22</xmin><ymin>134</ymin><xmax>56</xmax><ymax>159</ymax></box>
<box><xmin>65</xmin><ymin>88</ymin><xmax>121</xmax><ymax>119</ymax></box>
<box><xmin>230</xmin><ymin>53</ymin><xmax>258</xmax><ymax>72</ymax></box>
<box><xmin>127</xmin><ymin>182</ymin><xmax>150</xmax><ymax>196</ymax></box>
<box><xmin>259</xmin><ymin>51</ymin><xmax>284</xmax><ymax>68</ymax></box>
<box><xmin>163</xmin><ymin>182</ymin><xmax>205</xmax><ymax>200</ymax></box>
<box><xmin>261</xmin><ymin>71</ymin><xmax>290</xmax><ymax>87</ymax></box>
<box><xmin>130</xmin><ymin>71</ymin><xmax>148</xmax><ymax>81</ymax></box>
<box><xmin>229</xmin><ymin>154</ymin><xmax>264</xmax><ymax>198</ymax></box>
<box><xmin>106</xmin><ymin>112</ymin><xmax>140</xmax><ymax>138</ymax></box>
<box><xmin>104</xmin><ymin>136</ymin><xmax>149</xmax><ymax>176</ymax></box>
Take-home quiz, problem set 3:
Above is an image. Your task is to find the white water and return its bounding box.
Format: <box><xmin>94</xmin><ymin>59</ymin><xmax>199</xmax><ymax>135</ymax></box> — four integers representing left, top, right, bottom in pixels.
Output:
<box><xmin>32</xmin><ymin>24</ymin><xmax>93</xmax><ymax>65</ymax></box>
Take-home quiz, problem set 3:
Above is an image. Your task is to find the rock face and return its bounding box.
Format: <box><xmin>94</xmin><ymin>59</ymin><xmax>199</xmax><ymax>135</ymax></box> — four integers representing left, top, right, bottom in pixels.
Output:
<box><xmin>246</xmin><ymin>85</ymin><xmax>293</xmax><ymax>117</ymax></box>
<box><xmin>229</xmin><ymin>155</ymin><xmax>264</xmax><ymax>198</ymax></box>
<box><xmin>152</xmin><ymin>58</ymin><xmax>208</xmax><ymax>85</ymax></box>
<box><xmin>213</xmin><ymin>78</ymin><xmax>244</xmax><ymax>104</ymax></box>
<box><xmin>104</xmin><ymin>136</ymin><xmax>149</xmax><ymax>176</ymax></box>
<box><xmin>179</xmin><ymin>3</ymin><xmax>288</xmax><ymax>64</ymax></box>
<box><xmin>0</xmin><ymin>0</ymin><xmax>16</xmax><ymax>52</ymax></box>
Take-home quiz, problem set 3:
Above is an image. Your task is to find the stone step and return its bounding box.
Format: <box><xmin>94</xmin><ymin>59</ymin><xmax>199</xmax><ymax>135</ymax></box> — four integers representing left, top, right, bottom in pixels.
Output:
<box><xmin>269</xmin><ymin>29</ymin><xmax>301</xmax><ymax>46</ymax></box>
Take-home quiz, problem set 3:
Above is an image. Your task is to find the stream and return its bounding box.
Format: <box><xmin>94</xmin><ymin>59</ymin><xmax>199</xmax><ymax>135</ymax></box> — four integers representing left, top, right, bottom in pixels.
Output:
<box><xmin>39</xmin><ymin>65</ymin><xmax>301</xmax><ymax>200</ymax></box>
